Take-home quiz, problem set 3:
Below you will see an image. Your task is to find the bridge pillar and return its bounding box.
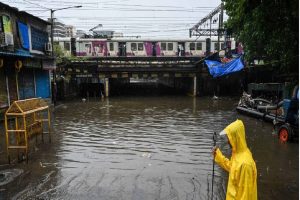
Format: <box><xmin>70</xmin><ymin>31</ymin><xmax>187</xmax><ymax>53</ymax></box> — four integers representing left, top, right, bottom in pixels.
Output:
<box><xmin>104</xmin><ymin>78</ymin><xmax>109</xmax><ymax>97</ymax></box>
<box><xmin>193</xmin><ymin>76</ymin><xmax>197</xmax><ymax>97</ymax></box>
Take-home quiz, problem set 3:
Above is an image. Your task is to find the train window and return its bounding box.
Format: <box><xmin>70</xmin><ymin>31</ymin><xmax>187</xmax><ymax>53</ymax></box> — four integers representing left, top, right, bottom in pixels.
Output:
<box><xmin>64</xmin><ymin>42</ymin><xmax>70</xmax><ymax>51</ymax></box>
<box><xmin>138</xmin><ymin>43</ymin><xmax>144</xmax><ymax>51</ymax></box>
<box><xmin>190</xmin><ymin>43</ymin><xmax>195</xmax><ymax>51</ymax></box>
<box><xmin>85</xmin><ymin>44</ymin><xmax>92</xmax><ymax>54</ymax></box>
<box><xmin>196</xmin><ymin>42</ymin><xmax>202</xmax><ymax>50</ymax></box>
<box><xmin>131</xmin><ymin>43</ymin><xmax>137</xmax><ymax>51</ymax></box>
<box><xmin>214</xmin><ymin>43</ymin><xmax>218</xmax><ymax>50</ymax></box>
<box><xmin>167</xmin><ymin>43</ymin><xmax>173</xmax><ymax>51</ymax></box>
<box><xmin>220</xmin><ymin>42</ymin><xmax>224</xmax><ymax>50</ymax></box>
<box><xmin>161</xmin><ymin>43</ymin><xmax>166</xmax><ymax>51</ymax></box>
<box><xmin>109</xmin><ymin>43</ymin><xmax>114</xmax><ymax>51</ymax></box>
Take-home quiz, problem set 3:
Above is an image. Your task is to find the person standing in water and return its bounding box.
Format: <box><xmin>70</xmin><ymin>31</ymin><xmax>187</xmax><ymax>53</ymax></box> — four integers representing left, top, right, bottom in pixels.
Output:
<box><xmin>213</xmin><ymin>119</ymin><xmax>257</xmax><ymax>200</ymax></box>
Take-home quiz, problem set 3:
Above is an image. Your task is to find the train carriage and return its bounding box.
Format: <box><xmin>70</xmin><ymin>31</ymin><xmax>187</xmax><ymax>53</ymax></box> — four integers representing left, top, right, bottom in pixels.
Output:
<box><xmin>76</xmin><ymin>39</ymin><xmax>107</xmax><ymax>57</ymax></box>
<box><xmin>185</xmin><ymin>41</ymin><xmax>206</xmax><ymax>57</ymax></box>
<box><xmin>55</xmin><ymin>37</ymin><xmax>233</xmax><ymax>58</ymax></box>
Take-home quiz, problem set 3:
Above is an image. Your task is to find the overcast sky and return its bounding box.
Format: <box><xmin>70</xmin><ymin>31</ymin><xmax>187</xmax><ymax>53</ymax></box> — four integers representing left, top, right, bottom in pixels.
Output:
<box><xmin>3</xmin><ymin>0</ymin><xmax>225</xmax><ymax>39</ymax></box>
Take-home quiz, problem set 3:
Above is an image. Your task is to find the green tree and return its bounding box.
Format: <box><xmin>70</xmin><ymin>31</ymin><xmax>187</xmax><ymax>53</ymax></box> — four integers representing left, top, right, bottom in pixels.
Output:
<box><xmin>53</xmin><ymin>43</ymin><xmax>86</xmax><ymax>65</ymax></box>
<box><xmin>223</xmin><ymin>0</ymin><xmax>298</xmax><ymax>73</ymax></box>
<box><xmin>53</xmin><ymin>43</ymin><xmax>65</xmax><ymax>64</ymax></box>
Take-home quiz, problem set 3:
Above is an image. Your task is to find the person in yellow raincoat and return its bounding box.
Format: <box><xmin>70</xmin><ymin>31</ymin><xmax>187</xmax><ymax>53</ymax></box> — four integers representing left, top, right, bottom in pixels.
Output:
<box><xmin>213</xmin><ymin>119</ymin><xmax>257</xmax><ymax>200</ymax></box>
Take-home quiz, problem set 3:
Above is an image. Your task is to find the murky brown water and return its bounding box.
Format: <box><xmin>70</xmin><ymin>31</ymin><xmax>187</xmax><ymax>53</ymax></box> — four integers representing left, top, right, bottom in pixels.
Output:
<box><xmin>0</xmin><ymin>97</ymin><xmax>298</xmax><ymax>199</ymax></box>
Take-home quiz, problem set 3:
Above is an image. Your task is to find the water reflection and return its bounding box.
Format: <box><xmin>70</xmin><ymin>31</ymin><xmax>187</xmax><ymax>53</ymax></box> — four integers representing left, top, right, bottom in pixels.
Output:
<box><xmin>8</xmin><ymin>97</ymin><xmax>298</xmax><ymax>200</ymax></box>
<box><xmin>52</xmin><ymin>97</ymin><xmax>234</xmax><ymax>200</ymax></box>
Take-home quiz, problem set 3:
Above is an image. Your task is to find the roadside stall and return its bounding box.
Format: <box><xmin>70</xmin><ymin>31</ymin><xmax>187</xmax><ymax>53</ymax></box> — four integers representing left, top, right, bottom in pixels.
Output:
<box><xmin>5</xmin><ymin>98</ymin><xmax>51</xmax><ymax>163</ymax></box>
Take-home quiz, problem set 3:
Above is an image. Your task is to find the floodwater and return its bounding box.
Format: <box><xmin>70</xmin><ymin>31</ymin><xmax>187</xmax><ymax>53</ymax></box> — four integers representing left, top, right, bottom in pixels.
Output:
<box><xmin>0</xmin><ymin>97</ymin><xmax>298</xmax><ymax>200</ymax></box>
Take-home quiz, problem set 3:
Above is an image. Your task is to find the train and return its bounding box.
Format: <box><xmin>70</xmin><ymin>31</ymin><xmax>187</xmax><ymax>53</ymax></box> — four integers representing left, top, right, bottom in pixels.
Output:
<box><xmin>54</xmin><ymin>37</ymin><xmax>236</xmax><ymax>58</ymax></box>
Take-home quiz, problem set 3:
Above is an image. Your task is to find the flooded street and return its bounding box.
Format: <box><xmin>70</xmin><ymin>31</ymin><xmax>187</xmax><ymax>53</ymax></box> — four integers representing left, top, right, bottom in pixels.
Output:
<box><xmin>0</xmin><ymin>97</ymin><xmax>298</xmax><ymax>199</ymax></box>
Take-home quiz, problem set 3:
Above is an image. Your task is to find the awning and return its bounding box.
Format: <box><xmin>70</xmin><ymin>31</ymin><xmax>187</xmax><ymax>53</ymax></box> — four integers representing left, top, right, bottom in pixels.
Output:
<box><xmin>0</xmin><ymin>49</ymin><xmax>32</xmax><ymax>58</ymax></box>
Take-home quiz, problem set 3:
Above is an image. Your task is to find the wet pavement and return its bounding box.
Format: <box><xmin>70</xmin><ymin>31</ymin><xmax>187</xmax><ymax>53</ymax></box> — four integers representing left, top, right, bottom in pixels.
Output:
<box><xmin>0</xmin><ymin>96</ymin><xmax>298</xmax><ymax>199</ymax></box>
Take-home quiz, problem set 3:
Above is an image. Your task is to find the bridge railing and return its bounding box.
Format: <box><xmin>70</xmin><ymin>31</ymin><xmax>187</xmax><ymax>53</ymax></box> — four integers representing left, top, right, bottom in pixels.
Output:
<box><xmin>76</xmin><ymin>56</ymin><xmax>202</xmax><ymax>65</ymax></box>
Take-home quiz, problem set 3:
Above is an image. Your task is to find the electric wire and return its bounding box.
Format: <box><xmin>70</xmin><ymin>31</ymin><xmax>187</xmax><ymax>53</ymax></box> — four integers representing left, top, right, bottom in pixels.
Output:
<box><xmin>1</xmin><ymin>0</ymin><xmax>223</xmax><ymax>38</ymax></box>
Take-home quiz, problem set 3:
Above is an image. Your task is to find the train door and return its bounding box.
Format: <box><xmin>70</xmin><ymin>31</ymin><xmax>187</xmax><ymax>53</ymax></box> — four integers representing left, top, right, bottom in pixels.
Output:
<box><xmin>178</xmin><ymin>42</ymin><xmax>185</xmax><ymax>56</ymax></box>
<box><xmin>118</xmin><ymin>42</ymin><xmax>126</xmax><ymax>56</ymax></box>
<box><xmin>152</xmin><ymin>42</ymin><xmax>157</xmax><ymax>56</ymax></box>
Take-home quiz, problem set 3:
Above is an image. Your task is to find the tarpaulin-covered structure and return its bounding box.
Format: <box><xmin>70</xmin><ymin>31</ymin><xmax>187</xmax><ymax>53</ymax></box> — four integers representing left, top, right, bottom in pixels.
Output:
<box><xmin>205</xmin><ymin>56</ymin><xmax>244</xmax><ymax>78</ymax></box>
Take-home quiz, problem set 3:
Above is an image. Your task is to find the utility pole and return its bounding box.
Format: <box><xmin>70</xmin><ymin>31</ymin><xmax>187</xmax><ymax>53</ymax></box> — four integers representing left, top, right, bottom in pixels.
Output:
<box><xmin>49</xmin><ymin>5</ymin><xmax>82</xmax><ymax>105</ymax></box>
<box><xmin>217</xmin><ymin>3</ymin><xmax>224</xmax><ymax>51</ymax></box>
<box><xmin>209</xmin><ymin>18</ymin><xmax>212</xmax><ymax>39</ymax></box>
<box><xmin>50</xmin><ymin>10</ymin><xmax>54</xmax><ymax>57</ymax></box>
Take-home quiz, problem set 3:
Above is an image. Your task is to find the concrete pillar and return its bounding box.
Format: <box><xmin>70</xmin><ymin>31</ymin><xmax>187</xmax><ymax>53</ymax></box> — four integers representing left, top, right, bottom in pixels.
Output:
<box><xmin>99</xmin><ymin>78</ymin><xmax>104</xmax><ymax>99</ymax></box>
<box><xmin>193</xmin><ymin>76</ymin><xmax>197</xmax><ymax>97</ymax></box>
<box><xmin>104</xmin><ymin>78</ymin><xmax>109</xmax><ymax>97</ymax></box>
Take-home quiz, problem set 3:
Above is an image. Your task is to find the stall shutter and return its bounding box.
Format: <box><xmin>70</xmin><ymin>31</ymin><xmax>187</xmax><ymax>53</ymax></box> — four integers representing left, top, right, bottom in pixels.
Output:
<box><xmin>18</xmin><ymin>70</ymin><xmax>35</xmax><ymax>99</ymax></box>
<box><xmin>36</xmin><ymin>70</ymin><xmax>50</xmax><ymax>98</ymax></box>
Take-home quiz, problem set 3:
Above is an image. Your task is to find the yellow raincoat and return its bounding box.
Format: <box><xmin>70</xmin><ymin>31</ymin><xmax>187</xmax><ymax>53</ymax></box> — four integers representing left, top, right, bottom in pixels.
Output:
<box><xmin>215</xmin><ymin>119</ymin><xmax>257</xmax><ymax>200</ymax></box>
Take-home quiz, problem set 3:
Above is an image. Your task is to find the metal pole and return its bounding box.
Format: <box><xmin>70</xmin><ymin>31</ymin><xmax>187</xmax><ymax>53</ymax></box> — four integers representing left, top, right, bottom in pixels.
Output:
<box><xmin>50</xmin><ymin>9</ymin><xmax>54</xmax><ymax>57</ymax></box>
<box><xmin>50</xmin><ymin>9</ymin><xmax>57</xmax><ymax>106</ymax></box>
<box><xmin>217</xmin><ymin>14</ymin><xmax>220</xmax><ymax>51</ymax></box>
<box><xmin>49</xmin><ymin>6</ymin><xmax>81</xmax><ymax>105</ymax></box>
<box><xmin>16</xmin><ymin>72</ymin><xmax>19</xmax><ymax>100</ymax></box>
<box><xmin>212</xmin><ymin>132</ymin><xmax>217</xmax><ymax>200</ymax></box>
<box><xmin>217</xmin><ymin>3</ymin><xmax>224</xmax><ymax>51</ymax></box>
<box><xmin>209</xmin><ymin>18</ymin><xmax>212</xmax><ymax>39</ymax></box>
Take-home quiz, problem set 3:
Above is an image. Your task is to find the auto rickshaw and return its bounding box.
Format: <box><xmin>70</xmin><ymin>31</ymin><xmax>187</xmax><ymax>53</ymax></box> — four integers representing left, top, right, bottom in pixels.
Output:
<box><xmin>274</xmin><ymin>86</ymin><xmax>299</xmax><ymax>142</ymax></box>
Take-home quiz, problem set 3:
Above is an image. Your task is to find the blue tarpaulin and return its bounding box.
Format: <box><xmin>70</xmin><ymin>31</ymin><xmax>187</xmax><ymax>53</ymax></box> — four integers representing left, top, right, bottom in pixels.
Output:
<box><xmin>17</xmin><ymin>21</ymin><xmax>29</xmax><ymax>50</ymax></box>
<box><xmin>205</xmin><ymin>56</ymin><xmax>244</xmax><ymax>78</ymax></box>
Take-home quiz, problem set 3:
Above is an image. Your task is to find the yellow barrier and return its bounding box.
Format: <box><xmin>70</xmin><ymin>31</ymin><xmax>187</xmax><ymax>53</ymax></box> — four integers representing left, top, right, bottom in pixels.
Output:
<box><xmin>5</xmin><ymin>98</ymin><xmax>51</xmax><ymax>163</ymax></box>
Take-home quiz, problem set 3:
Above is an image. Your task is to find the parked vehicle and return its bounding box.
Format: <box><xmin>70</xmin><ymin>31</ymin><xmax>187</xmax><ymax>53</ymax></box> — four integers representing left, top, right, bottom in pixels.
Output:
<box><xmin>236</xmin><ymin>88</ymin><xmax>299</xmax><ymax>143</ymax></box>
<box><xmin>273</xmin><ymin>86</ymin><xmax>299</xmax><ymax>142</ymax></box>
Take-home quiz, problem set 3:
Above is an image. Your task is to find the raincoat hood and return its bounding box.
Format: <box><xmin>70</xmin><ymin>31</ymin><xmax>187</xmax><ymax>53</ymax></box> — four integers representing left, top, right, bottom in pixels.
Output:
<box><xmin>224</xmin><ymin>119</ymin><xmax>248</xmax><ymax>153</ymax></box>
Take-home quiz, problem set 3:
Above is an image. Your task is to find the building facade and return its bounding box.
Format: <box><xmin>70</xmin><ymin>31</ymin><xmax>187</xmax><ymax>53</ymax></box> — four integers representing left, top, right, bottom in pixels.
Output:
<box><xmin>50</xmin><ymin>19</ymin><xmax>66</xmax><ymax>38</ymax></box>
<box><xmin>0</xmin><ymin>2</ymin><xmax>54</xmax><ymax>115</ymax></box>
<box><xmin>65</xmin><ymin>25</ymin><xmax>76</xmax><ymax>38</ymax></box>
<box><xmin>47</xmin><ymin>19</ymin><xmax>76</xmax><ymax>38</ymax></box>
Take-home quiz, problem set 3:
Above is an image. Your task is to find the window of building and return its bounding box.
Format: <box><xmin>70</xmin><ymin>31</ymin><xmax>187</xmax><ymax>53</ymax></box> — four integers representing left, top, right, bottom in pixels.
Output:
<box><xmin>0</xmin><ymin>16</ymin><xmax>15</xmax><ymax>47</ymax></box>
<box><xmin>109</xmin><ymin>43</ymin><xmax>114</xmax><ymax>51</ymax></box>
<box><xmin>196</xmin><ymin>42</ymin><xmax>202</xmax><ymax>50</ymax></box>
<box><xmin>64</xmin><ymin>42</ymin><xmax>70</xmax><ymax>51</ymax></box>
<box><xmin>167</xmin><ymin>43</ymin><xmax>173</xmax><ymax>51</ymax></box>
<box><xmin>161</xmin><ymin>42</ymin><xmax>166</xmax><ymax>51</ymax></box>
<box><xmin>138</xmin><ymin>43</ymin><xmax>144</xmax><ymax>51</ymax></box>
<box><xmin>190</xmin><ymin>43</ymin><xmax>195</xmax><ymax>51</ymax></box>
<box><xmin>2</xmin><ymin>15</ymin><xmax>12</xmax><ymax>33</ymax></box>
<box><xmin>131</xmin><ymin>43</ymin><xmax>137</xmax><ymax>51</ymax></box>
